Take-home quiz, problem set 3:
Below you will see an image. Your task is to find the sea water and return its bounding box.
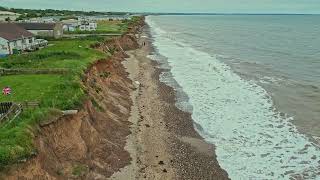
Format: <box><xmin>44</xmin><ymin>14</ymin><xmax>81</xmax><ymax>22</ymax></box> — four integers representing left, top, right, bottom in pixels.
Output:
<box><xmin>146</xmin><ymin>15</ymin><xmax>320</xmax><ymax>179</ymax></box>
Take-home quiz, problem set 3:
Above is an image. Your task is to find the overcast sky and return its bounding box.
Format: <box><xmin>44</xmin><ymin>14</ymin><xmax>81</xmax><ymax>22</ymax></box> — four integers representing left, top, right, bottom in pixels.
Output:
<box><xmin>1</xmin><ymin>0</ymin><xmax>319</xmax><ymax>14</ymax></box>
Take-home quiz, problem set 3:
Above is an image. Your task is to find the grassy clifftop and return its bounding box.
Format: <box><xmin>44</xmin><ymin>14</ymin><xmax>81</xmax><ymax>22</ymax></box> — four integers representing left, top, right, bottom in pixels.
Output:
<box><xmin>0</xmin><ymin>37</ymin><xmax>107</xmax><ymax>168</ymax></box>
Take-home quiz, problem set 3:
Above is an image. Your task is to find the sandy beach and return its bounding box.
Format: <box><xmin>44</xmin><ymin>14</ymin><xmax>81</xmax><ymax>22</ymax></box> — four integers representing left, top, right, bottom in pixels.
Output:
<box><xmin>111</xmin><ymin>26</ymin><xmax>229</xmax><ymax>180</ymax></box>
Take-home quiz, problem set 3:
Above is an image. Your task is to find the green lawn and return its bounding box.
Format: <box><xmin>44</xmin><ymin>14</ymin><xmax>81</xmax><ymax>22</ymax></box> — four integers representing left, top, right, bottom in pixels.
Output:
<box><xmin>0</xmin><ymin>74</ymin><xmax>83</xmax><ymax>109</ymax></box>
<box><xmin>97</xmin><ymin>20</ymin><xmax>127</xmax><ymax>33</ymax></box>
<box><xmin>0</xmin><ymin>39</ymin><xmax>106</xmax><ymax>73</ymax></box>
<box><xmin>0</xmin><ymin>74</ymin><xmax>63</xmax><ymax>103</ymax></box>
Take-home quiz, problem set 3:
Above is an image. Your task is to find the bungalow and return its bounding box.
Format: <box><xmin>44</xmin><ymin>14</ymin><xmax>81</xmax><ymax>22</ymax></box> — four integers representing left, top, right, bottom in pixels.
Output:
<box><xmin>61</xmin><ymin>19</ymin><xmax>80</xmax><ymax>32</ymax></box>
<box><xmin>16</xmin><ymin>23</ymin><xmax>63</xmax><ymax>39</ymax></box>
<box><xmin>79</xmin><ymin>21</ymin><xmax>97</xmax><ymax>31</ymax></box>
<box><xmin>63</xmin><ymin>24</ymin><xmax>77</xmax><ymax>32</ymax></box>
<box><xmin>0</xmin><ymin>23</ymin><xmax>35</xmax><ymax>56</ymax></box>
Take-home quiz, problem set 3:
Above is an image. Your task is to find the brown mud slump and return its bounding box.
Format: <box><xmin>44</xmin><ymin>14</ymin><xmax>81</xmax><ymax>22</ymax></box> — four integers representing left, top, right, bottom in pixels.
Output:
<box><xmin>0</xmin><ymin>32</ymin><xmax>141</xmax><ymax>179</ymax></box>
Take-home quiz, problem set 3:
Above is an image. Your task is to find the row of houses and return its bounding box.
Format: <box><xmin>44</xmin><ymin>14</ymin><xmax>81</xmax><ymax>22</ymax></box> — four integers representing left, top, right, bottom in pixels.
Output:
<box><xmin>13</xmin><ymin>15</ymin><xmax>132</xmax><ymax>33</ymax></box>
<box><xmin>0</xmin><ymin>18</ymin><xmax>100</xmax><ymax>56</ymax></box>
<box><xmin>0</xmin><ymin>14</ymin><xmax>134</xmax><ymax>56</ymax></box>
<box><xmin>13</xmin><ymin>15</ymin><xmax>132</xmax><ymax>24</ymax></box>
<box><xmin>0</xmin><ymin>19</ymin><xmax>99</xmax><ymax>57</ymax></box>
<box><xmin>0</xmin><ymin>22</ymin><xmax>64</xmax><ymax>56</ymax></box>
<box><xmin>19</xmin><ymin>15</ymin><xmax>134</xmax><ymax>32</ymax></box>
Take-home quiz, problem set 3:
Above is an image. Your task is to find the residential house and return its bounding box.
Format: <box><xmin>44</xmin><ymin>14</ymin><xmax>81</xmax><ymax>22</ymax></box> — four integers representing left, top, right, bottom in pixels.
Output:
<box><xmin>63</xmin><ymin>24</ymin><xmax>77</xmax><ymax>32</ymax></box>
<box><xmin>16</xmin><ymin>23</ymin><xmax>63</xmax><ymax>39</ymax></box>
<box><xmin>79</xmin><ymin>21</ymin><xmax>97</xmax><ymax>31</ymax></box>
<box><xmin>0</xmin><ymin>23</ymin><xmax>35</xmax><ymax>56</ymax></box>
<box><xmin>61</xmin><ymin>19</ymin><xmax>80</xmax><ymax>32</ymax></box>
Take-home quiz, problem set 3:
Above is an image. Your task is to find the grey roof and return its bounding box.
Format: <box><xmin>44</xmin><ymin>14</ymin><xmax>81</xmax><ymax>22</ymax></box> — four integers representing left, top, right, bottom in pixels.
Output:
<box><xmin>16</xmin><ymin>23</ymin><xmax>56</xmax><ymax>30</ymax></box>
<box><xmin>0</xmin><ymin>23</ymin><xmax>34</xmax><ymax>41</ymax></box>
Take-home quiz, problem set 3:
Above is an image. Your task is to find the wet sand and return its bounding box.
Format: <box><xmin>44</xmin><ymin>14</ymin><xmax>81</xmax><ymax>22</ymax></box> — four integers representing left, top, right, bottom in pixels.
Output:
<box><xmin>111</xmin><ymin>26</ymin><xmax>229</xmax><ymax>179</ymax></box>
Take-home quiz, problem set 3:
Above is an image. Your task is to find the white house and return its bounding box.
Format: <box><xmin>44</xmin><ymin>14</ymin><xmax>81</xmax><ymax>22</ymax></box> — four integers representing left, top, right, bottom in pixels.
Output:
<box><xmin>63</xmin><ymin>25</ymin><xmax>76</xmax><ymax>32</ymax></box>
<box><xmin>79</xmin><ymin>21</ymin><xmax>97</xmax><ymax>31</ymax></box>
<box><xmin>0</xmin><ymin>23</ymin><xmax>36</xmax><ymax>56</ymax></box>
<box><xmin>61</xmin><ymin>19</ymin><xmax>79</xmax><ymax>32</ymax></box>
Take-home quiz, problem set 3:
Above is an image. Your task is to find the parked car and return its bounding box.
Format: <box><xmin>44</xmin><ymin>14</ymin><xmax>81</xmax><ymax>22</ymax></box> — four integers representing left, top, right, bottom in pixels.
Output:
<box><xmin>34</xmin><ymin>39</ymin><xmax>48</xmax><ymax>49</ymax></box>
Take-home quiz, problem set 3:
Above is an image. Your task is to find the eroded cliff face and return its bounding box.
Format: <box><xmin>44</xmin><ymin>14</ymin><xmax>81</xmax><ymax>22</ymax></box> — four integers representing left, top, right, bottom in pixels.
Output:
<box><xmin>1</xmin><ymin>33</ymin><xmax>141</xmax><ymax>180</ymax></box>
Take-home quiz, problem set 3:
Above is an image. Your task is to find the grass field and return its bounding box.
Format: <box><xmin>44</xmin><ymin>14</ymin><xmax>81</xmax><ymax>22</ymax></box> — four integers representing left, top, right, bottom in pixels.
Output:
<box><xmin>97</xmin><ymin>20</ymin><xmax>127</xmax><ymax>33</ymax></box>
<box><xmin>0</xmin><ymin>74</ymin><xmax>63</xmax><ymax>103</ymax></box>
<box><xmin>0</xmin><ymin>39</ymin><xmax>106</xmax><ymax>73</ymax></box>
<box><xmin>0</xmin><ymin>37</ymin><xmax>107</xmax><ymax>167</ymax></box>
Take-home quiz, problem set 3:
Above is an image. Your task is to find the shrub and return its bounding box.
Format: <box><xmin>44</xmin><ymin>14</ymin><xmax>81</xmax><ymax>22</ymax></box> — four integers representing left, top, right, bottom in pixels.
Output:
<box><xmin>72</xmin><ymin>164</ymin><xmax>88</xmax><ymax>177</ymax></box>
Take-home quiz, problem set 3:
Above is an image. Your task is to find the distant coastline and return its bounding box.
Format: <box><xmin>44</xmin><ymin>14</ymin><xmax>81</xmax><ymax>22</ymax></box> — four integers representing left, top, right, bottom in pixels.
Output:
<box><xmin>144</xmin><ymin>13</ymin><xmax>320</xmax><ymax>15</ymax></box>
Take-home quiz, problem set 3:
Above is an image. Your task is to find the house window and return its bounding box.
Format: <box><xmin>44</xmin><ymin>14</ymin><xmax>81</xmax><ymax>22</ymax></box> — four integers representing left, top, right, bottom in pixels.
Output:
<box><xmin>14</xmin><ymin>41</ymin><xmax>17</xmax><ymax>47</ymax></box>
<box><xmin>1</xmin><ymin>45</ymin><xmax>7</xmax><ymax>50</ymax></box>
<box><xmin>29</xmin><ymin>39</ymin><xmax>33</xmax><ymax>43</ymax></box>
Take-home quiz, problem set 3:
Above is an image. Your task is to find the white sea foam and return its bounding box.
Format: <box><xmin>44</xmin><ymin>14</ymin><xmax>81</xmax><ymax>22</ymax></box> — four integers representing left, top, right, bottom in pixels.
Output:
<box><xmin>259</xmin><ymin>76</ymin><xmax>284</xmax><ymax>85</ymax></box>
<box><xmin>146</xmin><ymin>16</ymin><xmax>320</xmax><ymax>180</ymax></box>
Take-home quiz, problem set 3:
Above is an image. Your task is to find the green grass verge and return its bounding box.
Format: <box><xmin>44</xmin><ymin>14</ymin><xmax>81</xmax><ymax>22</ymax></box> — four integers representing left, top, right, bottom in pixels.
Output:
<box><xmin>97</xmin><ymin>20</ymin><xmax>128</xmax><ymax>32</ymax></box>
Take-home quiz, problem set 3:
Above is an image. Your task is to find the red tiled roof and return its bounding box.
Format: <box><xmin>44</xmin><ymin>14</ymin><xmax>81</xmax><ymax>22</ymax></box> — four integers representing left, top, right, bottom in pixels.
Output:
<box><xmin>0</xmin><ymin>23</ymin><xmax>34</xmax><ymax>41</ymax></box>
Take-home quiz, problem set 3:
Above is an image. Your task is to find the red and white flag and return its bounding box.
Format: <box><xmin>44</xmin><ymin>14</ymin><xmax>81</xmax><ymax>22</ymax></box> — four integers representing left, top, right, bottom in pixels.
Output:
<box><xmin>2</xmin><ymin>87</ymin><xmax>11</xmax><ymax>95</ymax></box>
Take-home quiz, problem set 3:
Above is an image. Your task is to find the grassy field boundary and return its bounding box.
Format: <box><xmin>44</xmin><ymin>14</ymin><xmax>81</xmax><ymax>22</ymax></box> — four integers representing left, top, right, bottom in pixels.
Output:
<box><xmin>0</xmin><ymin>68</ymin><xmax>70</xmax><ymax>76</ymax></box>
<box><xmin>0</xmin><ymin>103</ymin><xmax>22</xmax><ymax>125</ymax></box>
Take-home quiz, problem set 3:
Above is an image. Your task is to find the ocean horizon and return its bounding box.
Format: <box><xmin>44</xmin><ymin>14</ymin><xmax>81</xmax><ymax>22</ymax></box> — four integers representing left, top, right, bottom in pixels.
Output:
<box><xmin>145</xmin><ymin>13</ymin><xmax>320</xmax><ymax>15</ymax></box>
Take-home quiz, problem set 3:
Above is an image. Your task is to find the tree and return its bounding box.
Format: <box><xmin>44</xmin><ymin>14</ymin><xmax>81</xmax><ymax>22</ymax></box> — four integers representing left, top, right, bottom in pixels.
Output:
<box><xmin>0</xmin><ymin>6</ymin><xmax>8</xmax><ymax>11</ymax></box>
<box><xmin>5</xmin><ymin>17</ymin><xmax>11</xmax><ymax>22</ymax></box>
<box><xmin>15</xmin><ymin>15</ymin><xmax>24</xmax><ymax>21</ymax></box>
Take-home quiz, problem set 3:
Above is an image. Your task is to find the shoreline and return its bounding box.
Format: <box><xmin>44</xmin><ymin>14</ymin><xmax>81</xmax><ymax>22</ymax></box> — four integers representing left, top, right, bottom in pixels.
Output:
<box><xmin>111</xmin><ymin>24</ymin><xmax>229</xmax><ymax>179</ymax></box>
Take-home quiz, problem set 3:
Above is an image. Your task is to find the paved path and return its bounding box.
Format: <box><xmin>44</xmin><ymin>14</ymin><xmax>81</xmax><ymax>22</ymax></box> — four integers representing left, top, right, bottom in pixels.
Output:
<box><xmin>63</xmin><ymin>33</ymin><xmax>122</xmax><ymax>38</ymax></box>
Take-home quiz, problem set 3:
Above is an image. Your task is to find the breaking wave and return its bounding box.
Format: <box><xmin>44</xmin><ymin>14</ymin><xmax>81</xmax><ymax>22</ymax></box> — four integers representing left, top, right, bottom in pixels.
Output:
<box><xmin>146</xmin><ymin>16</ymin><xmax>320</xmax><ymax>179</ymax></box>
